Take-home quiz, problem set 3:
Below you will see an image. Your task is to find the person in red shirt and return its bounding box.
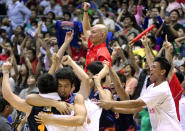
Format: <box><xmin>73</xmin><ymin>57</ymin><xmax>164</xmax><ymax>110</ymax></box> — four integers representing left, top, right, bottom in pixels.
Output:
<box><xmin>82</xmin><ymin>2</ymin><xmax>112</xmax><ymax>70</ymax></box>
<box><xmin>168</xmin><ymin>71</ymin><xmax>184</xmax><ymax>121</ymax></box>
<box><xmin>20</xmin><ymin>48</ymin><xmax>38</xmax><ymax>75</ymax></box>
<box><xmin>163</xmin><ymin>37</ymin><xmax>184</xmax><ymax>121</ymax></box>
<box><xmin>0</xmin><ymin>42</ymin><xmax>11</xmax><ymax>62</ymax></box>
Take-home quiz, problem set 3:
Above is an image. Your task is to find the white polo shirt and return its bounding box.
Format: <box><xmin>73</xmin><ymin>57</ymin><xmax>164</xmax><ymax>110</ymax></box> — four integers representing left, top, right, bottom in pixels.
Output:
<box><xmin>140</xmin><ymin>81</ymin><xmax>182</xmax><ymax>131</ymax></box>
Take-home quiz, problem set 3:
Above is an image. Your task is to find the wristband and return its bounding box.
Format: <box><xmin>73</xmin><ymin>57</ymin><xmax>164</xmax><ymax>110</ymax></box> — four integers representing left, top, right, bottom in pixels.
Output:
<box><xmin>84</xmin><ymin>10</ymin><xmax>88</xmax><ymax>12</ymax></box>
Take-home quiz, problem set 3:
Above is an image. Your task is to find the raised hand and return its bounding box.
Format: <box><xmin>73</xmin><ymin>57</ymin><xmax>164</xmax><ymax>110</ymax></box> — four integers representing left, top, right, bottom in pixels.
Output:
<box><xmin>164</xmin><ymin>35</ymin><xmax>173</xmax><ymax>53</ymax></box>
<box><xmin>83</xmin><ymin>2</ymin><xmax>90</xmax><ymax>11</ymax></box>
<box><xmin>80</xmin><ymin>34</ymin><xmax>87</xmax><ymax>45</ymax></box>
<box><xmin>64</xmin><ymin>30</ymin><xmax>74</xmax><ymax>44</ymax></box>
<box><xmin>2</xmin><ymin>61</ymin><xmax>12</xmax><ymax>72</ymax></box>
<box><xmin>141</xmin><ymin>35</ymin><xmax>149</xmax><ymax>47</ymax></box>
<box><xmin>52</xmin><ymin>53</ymin><xmax>59</xmax><ymax>64</ymax></box>
<box><xmin>93</xmin><ymin>74</ymin><xmax>101</xmax><ymax>85</ymax></box>
<box><xmin>128</xmin><ymin>41</ymin><xmax>134</xmax><ymax>48</ymax></box>
<box><xmin>103</xmin><ymin>60</ymin><xmax>110</xmax><ymax>67</ymax></box>
<box><xmin>50</xmin><ymin>37</ymin><xmax>57</xmax><ymax>45</ymax></box>
<box><xmin>62</xmin><ymin>55</ymin><xmax>73</xmax><ymax>66</ymax></box>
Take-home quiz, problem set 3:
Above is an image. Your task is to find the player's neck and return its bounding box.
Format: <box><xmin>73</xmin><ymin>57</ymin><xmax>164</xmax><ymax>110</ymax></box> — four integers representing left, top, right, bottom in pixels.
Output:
<box><xmin>154</xmin><ymin>77</ymin><xmax>166</xmax><ymax>87</ymax></box>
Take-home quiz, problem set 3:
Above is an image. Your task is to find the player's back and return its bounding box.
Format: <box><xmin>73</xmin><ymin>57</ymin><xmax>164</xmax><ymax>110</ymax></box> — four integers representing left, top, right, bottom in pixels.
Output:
<box><xmin>27</xmin><ymin>106</ymin><xmax>60</xmax><ymax>131</ymax></box>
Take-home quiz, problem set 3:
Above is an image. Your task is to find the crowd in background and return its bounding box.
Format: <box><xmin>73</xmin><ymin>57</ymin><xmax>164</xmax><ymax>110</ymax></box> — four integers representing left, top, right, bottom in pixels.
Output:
<box><xmin>0</xmin><ymin>0</ymin><xmax>185</xmax><ymax>131</ymax></box>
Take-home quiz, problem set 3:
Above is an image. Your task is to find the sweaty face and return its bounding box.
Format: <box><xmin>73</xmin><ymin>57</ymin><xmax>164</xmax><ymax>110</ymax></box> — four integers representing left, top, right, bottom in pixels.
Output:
<box><xmin>57</xmin><ymin>79</ymin><xmax>72</xmax><ymax>99</ymax></box>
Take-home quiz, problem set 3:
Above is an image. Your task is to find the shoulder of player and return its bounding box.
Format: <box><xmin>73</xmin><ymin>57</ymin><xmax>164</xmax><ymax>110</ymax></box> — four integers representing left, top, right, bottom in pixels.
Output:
<box><xmin>74</xmin><ymin>93</ymin><xmax>85</xmax><ymax>104</ymax></box>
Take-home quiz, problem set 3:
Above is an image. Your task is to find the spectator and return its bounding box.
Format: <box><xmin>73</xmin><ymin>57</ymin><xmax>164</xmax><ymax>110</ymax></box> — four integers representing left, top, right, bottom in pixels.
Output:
<box><xmin>156</xmin><ymin>9</ymin><xmax>184</xmax><ymax>43</ymax></box>
<box><xmin>19</xmin><ymin>75</ymin><xmax>38</xmax><ymax>99</ymax></box>
<box><xmin>0</xmin><ymin>95</ymin><xmax>13</xmax><ymax>131</ymax></box>
<box><xmin>44</xmin><ymin>0</ymin><xmax>63</xmax><ymax>17</ymax></box>
<box><xmin>92</xmin><ymin>5</ymin><xmax>115</xmax><ymax>32</ymax></box>
<box><xmin>128</xmin><ymin>1</ymin><xmax>143</xmax><ymax>26</ymax></box>
<box><xmin>83</xmin><ymin>2</ymin><xmax>112</xmax><ymax>69</ymax></box>
<box><xmin>109</xmin><ymin>69</ymin><xmax>137</xmax><ymax>131</ymax></box>
<box><xmin>175</xmin><ymin>28</ymin><xmax>185</xmax><ymax>57</ymax></box>
<box><xmin>39</xmin><ymin>0</ymin><xmax>50</xmax><ymax>8</ymax></box>
<box><xmin>7</xmin><ymin>0</ymin><xmax>32</xmax><ymax>30</ymax></box>
<box><xmin>124</xmin><ymin>64</ymin><xmax>138</xmax><ymax>96</ymax></box>
<box><xmin>142</xmin><ymin>7</ymin><xmax>163</xmax><ymax>30</ymax></box>
<box><xmin>117</xmin><ymin>15</ymin><xmax>140</xmax><ymax>39</ymax></box>
<box><xmin>166</xmin><ymin>0</ymin><xmax>181</xmax><ymax>13</ymax></box>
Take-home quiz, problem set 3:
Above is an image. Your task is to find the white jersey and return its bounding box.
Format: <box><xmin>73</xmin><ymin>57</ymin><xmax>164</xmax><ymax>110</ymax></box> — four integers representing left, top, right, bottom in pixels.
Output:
<box><xmin>39</xmin><ymin>93</ymin><xmax>86</xmax><ymax>131</ymax></box>
<box><xmin>84</xmin><ymin>99</ymin><xmax>102</xmax><ymax>131</ymax></box>
<box><xmin>39</xmin><ymin>94</ymin><xmax>103</xmax><ymax>131</ymax></box>
<box><xmin>179</xmin><ymin>95</ymin><xmax>185</xmax><ymax>131</ymax></box>
<box><xmin>140</xmin><ymin>81</ymin><xmax>182</xmax><ymax>131</ymax></box>
<box><xmin>45</xmin><ymin>111</ymin><xmax>86</xmax><ymax>131</ymax></box>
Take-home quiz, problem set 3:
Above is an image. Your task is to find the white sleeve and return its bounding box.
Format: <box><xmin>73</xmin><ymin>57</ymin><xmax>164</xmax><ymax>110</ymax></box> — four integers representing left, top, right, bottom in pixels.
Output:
<box><xmin>140</xmin><ymin>87</ymin><xmax>167</xmax><ymax>108</ymax></box>
<box><xmin>19</xmin><ymin>4</ymin><xmax>32</xmax><ymax>23</ymax></box>
<box><xmin>180</xmin><ymin>98</ymin><xmax>185</xmax><ymax>131</ymax></box>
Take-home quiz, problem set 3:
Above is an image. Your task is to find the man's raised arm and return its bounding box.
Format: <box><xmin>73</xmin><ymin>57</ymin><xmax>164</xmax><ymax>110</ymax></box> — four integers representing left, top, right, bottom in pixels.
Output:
<box><xmin>82</xmin><ymin>2</ymin><xmax>91</xmax><ymax>38</ymax></box>
<box><xmin>62</xmin><ymin>55</ymin><xmax>90</xmax><ymax>99</ymax></box>
<box><xmin>141</xmin><ymin>36</ymin><xmax>155</xmax><ymax>69</ymax></box>
<box><xmin>2</xmin><ymin>62</ymin><xmax>32</xmax><ymax>116</ymax></box>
